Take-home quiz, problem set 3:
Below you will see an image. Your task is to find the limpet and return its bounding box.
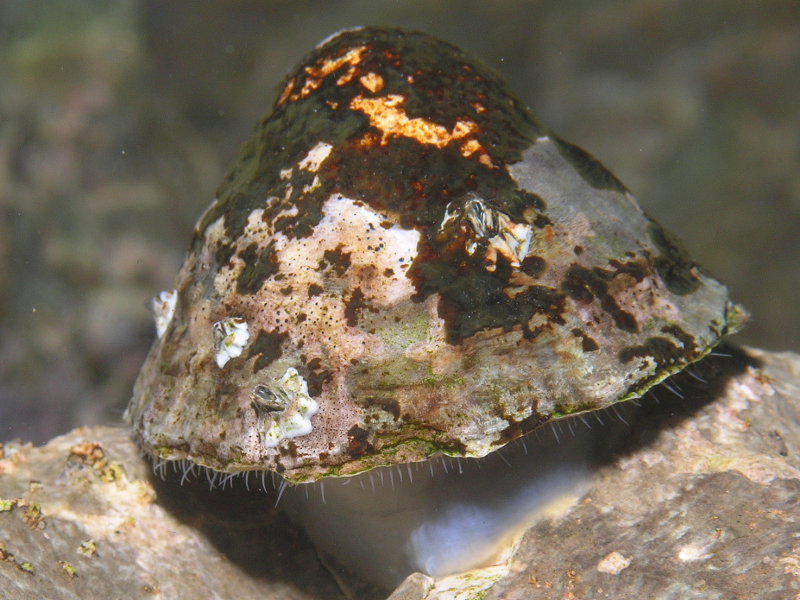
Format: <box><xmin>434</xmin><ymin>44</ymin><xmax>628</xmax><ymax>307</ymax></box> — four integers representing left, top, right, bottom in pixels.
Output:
<box><xmin>126</xmin><ymin>27</ymin><xmax>746</xmax><ymax>488</ymax></box>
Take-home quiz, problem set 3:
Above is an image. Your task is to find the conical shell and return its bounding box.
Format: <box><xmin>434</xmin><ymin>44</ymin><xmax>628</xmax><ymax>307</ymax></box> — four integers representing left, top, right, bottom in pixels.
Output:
<box><xmin>126</xmin><ymin>28</ymin><xmax>746</xmax><ymax>483</ymax></box>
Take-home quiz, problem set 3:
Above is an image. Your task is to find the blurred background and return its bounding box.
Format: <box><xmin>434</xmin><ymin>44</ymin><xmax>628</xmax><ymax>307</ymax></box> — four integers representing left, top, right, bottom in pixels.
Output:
<box><xmin>1</xmin><ymin>0</ymin><xmax>798</xmax><ymax>444</ymax></box>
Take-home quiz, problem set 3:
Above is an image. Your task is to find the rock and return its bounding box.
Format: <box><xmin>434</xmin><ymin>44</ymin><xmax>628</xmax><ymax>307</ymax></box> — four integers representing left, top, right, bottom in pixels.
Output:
<box><xmin>2</xmin><ymin>346</ymin><xmax>799</xmax><ymax>599</ymax></box>
<box><xmin>0</xmin><ymin>428</ymin><xmax>343</xmax><ymax>600</ymax></box>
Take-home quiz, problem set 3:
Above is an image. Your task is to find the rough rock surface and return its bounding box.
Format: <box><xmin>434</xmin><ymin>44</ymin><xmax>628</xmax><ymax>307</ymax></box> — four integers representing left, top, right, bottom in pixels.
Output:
<box><xmin>2</xmin><ymin>346</ymin><xmax>799</xmax><ymax>599</ymax></box>
<box><xmin>0</xmin><ymin>427</ymin><xmax>344</xmax><ymax>600</ymax></box>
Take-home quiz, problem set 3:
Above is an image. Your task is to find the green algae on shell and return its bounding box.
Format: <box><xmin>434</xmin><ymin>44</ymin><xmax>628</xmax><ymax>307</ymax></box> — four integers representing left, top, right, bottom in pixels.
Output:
<box><xmin>125</xmin><ymin>27</ymin><xmax>747</xmax><ymax>484</ymax></box>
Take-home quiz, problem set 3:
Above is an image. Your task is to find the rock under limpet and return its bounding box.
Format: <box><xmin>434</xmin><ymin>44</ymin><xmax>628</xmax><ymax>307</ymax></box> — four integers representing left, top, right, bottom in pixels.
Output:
<box><xmin>126</xmin><ymin>27</ymin><xmax>746</xmax><ymax>485</ymax></box>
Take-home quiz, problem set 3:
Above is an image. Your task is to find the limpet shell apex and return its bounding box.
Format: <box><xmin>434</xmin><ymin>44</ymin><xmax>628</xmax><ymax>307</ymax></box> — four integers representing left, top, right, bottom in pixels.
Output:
<box><xmin>126</xmin><ymin>27</ymin><xmax>746</xmax><ymax>483</ymax></box>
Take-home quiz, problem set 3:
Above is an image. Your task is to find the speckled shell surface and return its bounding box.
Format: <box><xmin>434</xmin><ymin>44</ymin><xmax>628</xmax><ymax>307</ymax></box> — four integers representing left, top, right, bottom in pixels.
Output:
<box><xmin>126</xmin><ymin>28</ymin><xmax>746</xmax><ymax>483</ymax></box>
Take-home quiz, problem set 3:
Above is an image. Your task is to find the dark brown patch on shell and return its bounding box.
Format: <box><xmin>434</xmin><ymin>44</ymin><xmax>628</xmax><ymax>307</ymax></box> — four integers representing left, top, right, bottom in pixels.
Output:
<box><xmin>248</xmin><ymin>329</ymin><xmax>287</xmax><ymax>372</ymax></box>
<box><xmin>661</xmin><ymin>324</ymin><xmax>700</xmax><ymax>360</ymax></box>
<box><xmin>344</xmin><ymin>288</ymin><xmax>369</xmax><ymax>327</ymax></box>
<box><xmin>302</xmin><ymin>357</ymin><xmax>333</xmax><ymax>397</ymax></box>
<box><xmin>562</xmin><ymin>264</ymin><xmax>639</xmax><ymax>334</ymax></box>
<box><xmin>552</xmin><ymin>135</ymin><xmax>628</xmax><ymax>193</ymax></box>
<box><xmin>572</xmin><ymin>328</ymin><xmax>600</xmax><ymax>352</ymax></box>
<box><xmin>521</xmin><ymin>255</ymin><xmax>547</xmax><ymax>278</ymax></box>
<box><xmin>236</xmin><ymin>242</ymin><xmax>279</xmax><ymax>295</ymax></box>
<box><xmin>618</xmin><ymin>336</ymin><xmax>684</xmax><ymax>367</ymax></box>
<box><xmin>320</xmin><ymin>244</ymin><xmax>352</xmax><ymax>277</ymax></box>
<box><xmin>347</xmin><ymin>425</ymin><xmax>374</xmax><ymax>457</ymax></box>
<box><xmin>647</xmin><ymin>222</ymin><xmax>702</xmax><ymax>296</ymax></box>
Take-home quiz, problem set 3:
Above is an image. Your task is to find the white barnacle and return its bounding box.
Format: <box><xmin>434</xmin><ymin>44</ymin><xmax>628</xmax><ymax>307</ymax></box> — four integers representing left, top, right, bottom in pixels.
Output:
<box><xmin>212</xmin><ymin>317</ymin><xmax>250</xmax><ymax>368</ymax></box>
<box><xmin>151</xmin><ymin>289</ymin><xmax>178</xmax><ymax>338</ymax></box>
<box><xmin>257</xmin><ymin>367</ymin><xmax>319</xmax><ymax>447</ymax></box>
<box><xmin>439</xmin><ymin>194</ymin><xmax>534</xmax><ymax>270</ymax></box>
<box><xmin>463</xmin><ymin>195</ymin><xmax>496</xmax><ymax>238</ymax></box>
<box><xmin>487</xmin><ymin>213</ymin><xmax>533</xmax><ymax>270</ymax></box>
<box><xmin>438</xmin><ymin>199</ymin><xmax>462</xmax><ymax>231</ymax></box>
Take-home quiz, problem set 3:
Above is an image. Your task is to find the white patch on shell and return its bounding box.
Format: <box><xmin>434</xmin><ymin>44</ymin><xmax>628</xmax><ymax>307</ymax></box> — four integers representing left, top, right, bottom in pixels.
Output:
<box><xmin>303</xmin><ymin>175</ymin><xmax>321</xmax><ymax>194</ymax></box>
<box><xmin>273</xmin><ymin>202</ymin><xmax>298</xmax><ymax>222</ymax></box>
<box><xmin>151</xmin><ymin>289</ymin><xmax>177</xmax><ymax>338</ymax></box>
<box><xmin>279</xmin><ymin>193</ymin><xmax>421</xmax><ymax>307</ymax></box>
<box><xmin>212</xmin><ymin>317</ymin><xmax>250</xmax><ymax>368</ymax></box>
<box><xmin>209</xmin><ymin>193</ymin><xmax>424</xmax><ymax>412</ymax></box>
<box><xmin>258</xmin><ymin>367</ymin><xmax>319</xmax><ymax>447</ymax></box>
<box><xmin>298</xmin><ymin>141</ymin><xmax>333</xmax><ymax>172</ymax></box>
